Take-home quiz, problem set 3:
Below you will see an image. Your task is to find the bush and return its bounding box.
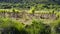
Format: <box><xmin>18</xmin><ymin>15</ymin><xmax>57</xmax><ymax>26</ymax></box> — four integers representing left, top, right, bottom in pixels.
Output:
<box><xmin>51</xmin><ymin>19</ymin><xmax>60</xmax><ymax>34</ymax></box>
<box><xmin>25</xmin><ymin>20</ymin><xmax>51</xmax><ymax>34</ymax></box>
<box><xmin>1</xmin><ymin>27</ymin><xmax>28</xmax><ymax>34</ymax></box>
<box><xmin>0</xmin><ymin>18</ymin><xmax>27</xmax><ymax>34</ymax></box>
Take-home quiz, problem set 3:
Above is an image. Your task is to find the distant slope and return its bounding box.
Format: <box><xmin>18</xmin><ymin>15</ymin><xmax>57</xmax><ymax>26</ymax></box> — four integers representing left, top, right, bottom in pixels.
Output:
<box><xmin>0</xmin><ymin>0</ymin><xmax>60</xmax><ymax>9</ymax></box>
<box><xmin>0</xmin><ymin>0</ymin><xmax>60</xmax><ymax>4</ymax></box>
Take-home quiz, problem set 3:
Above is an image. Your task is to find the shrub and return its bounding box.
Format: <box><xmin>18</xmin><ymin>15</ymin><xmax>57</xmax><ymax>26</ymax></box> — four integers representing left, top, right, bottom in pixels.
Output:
<box><xmin>25</xmin><ymin>20</ymin><xmax>51</xmax><ymax>34</ymax></box>
<box><xmin>1</xmin><ymin>27</ymin><xmax>28</xmax><ymax>34</ymax></box>
<box><xmin>51</xmin><ymin>19</ymin><xmax>60</xmax><ymax>34</ymax></box>
<box><xmin>0</xmin><ymin>18</ymin><xmax>27</xmax><ymax>34</ymax></box>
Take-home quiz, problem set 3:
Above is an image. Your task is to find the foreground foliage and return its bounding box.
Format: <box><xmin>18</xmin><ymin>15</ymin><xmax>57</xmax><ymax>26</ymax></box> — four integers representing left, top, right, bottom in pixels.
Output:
<box><xmin>0</xmin><ymin>18</ymin><xmax>60</xmax><ymax>34</ymax></box>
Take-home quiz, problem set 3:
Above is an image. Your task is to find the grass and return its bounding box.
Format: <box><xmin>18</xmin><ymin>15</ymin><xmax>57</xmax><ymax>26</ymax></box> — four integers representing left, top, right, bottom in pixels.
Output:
<box><xmin>0</xmin><ymin>8</ymin><xmax>21</xmax><ymax>12</ymax></box>
<box><xmin>0</xmin><ymin>18</ymin><xmax>24</xmax><ymax>30</ymax></box>
<box><xmin>0</xmin><ymin>17</ymin><xmax>60</xmax><ymax>34</ymax></box>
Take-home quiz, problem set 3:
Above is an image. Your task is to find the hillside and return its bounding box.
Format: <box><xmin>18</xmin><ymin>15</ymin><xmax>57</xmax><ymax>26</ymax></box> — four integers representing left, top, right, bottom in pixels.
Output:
<box><xmin>0</xmin><ymin>0</ymin><xmax>60</xmax><ymax>4</ymax></box>
<box><xmin>0</xmin><ymin>0</ymin><xmax>60</xmax><ymax>10</ymax></box>
<box><xmin>0</xmin><ymin>0</ymin><xmax>60</xmax><ymax>34</ymax></box>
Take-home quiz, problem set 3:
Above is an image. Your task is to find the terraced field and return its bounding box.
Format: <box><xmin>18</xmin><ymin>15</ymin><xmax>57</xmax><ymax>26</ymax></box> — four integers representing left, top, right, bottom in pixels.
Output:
<box><xmin>0</xmin><ymin>9</ymin><xmax>58</xmax><ymax>25</ymax></box>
